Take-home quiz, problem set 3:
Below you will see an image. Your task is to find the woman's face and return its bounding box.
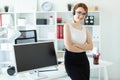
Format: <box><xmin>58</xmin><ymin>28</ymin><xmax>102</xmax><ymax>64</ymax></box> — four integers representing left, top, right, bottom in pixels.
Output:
<box><xmin>74</xmin><ymin>7</ymin><xmax>87</xmax><ymax>23</ymax></box>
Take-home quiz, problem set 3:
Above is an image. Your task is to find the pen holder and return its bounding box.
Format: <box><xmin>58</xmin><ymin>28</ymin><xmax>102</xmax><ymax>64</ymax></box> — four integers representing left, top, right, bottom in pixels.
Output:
<box><xmin>93</xmin><ymin>57</ymin><xmax>99</xmax><ymax>65</ymax></box>
<box><xmin>93</xmin><ymin>53</ymin><xmax>100</xmax><ymax>65</ymax></box>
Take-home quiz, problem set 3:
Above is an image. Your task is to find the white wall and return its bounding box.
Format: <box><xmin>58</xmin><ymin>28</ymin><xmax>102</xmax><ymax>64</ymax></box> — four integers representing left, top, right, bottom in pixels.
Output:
<box><xmin>99</xmin><ymin>0</ymin><xmax>120</xmax><ymax>80</ymax></box>
<box><xmin>54</xmin><ymin>0</ymin><xmax>120</xmax><ymax>79</ymax></box>
<box><xmin>81</xmin><ymin>0</ymin><xmax>120</xmax><ymax>80</ymax></box>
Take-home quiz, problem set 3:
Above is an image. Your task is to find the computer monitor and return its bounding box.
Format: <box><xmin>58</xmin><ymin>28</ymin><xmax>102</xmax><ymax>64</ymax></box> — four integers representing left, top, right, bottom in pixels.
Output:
<box><xmin>13</xmin><ymin>41</ymin><xmax>58</xmax><ymax>78</ymax></box>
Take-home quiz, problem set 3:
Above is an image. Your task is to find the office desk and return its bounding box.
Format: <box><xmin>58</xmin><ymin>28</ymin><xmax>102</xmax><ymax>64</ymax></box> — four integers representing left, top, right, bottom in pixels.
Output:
<box><xmin>0</xmin><ymin>65</ymin><xmax>67</xmax><ymax>80</ymax></box>
<box><xmin>0</xmin><ymin>58</ymin><xmax>112</xmax><ymax>80</ymax></box>
<box><xmin>88</xmin><ymin>58</ymin><xmax>112</xmax><ymax>80</ymax></box>
<box><xmin>58</xmin><ymin>57</ymin><xmax>112</xmax><ymax>80</ymax></box>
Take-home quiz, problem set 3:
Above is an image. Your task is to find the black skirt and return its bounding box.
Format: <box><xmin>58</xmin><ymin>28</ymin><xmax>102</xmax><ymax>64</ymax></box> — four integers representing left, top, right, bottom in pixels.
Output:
<box><xmin>64</xmin><ymin>49</ymin><xmax>90</xmax><ymax>80</ymax></box>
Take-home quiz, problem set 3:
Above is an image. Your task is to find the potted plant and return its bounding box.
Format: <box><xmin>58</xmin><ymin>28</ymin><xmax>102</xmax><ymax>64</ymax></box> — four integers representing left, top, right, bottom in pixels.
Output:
<box><xmin>4</xmin><ymin>5</ymin><xmax>9</xmax><ymax>12</ymax></box>
<box><xmin>67</xmin><ymin>3</ymin><xmax>72</xmax><ymax>11</ymax></box>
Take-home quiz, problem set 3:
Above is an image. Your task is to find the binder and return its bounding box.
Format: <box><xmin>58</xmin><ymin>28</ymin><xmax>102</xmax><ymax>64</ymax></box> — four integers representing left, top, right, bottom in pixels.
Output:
<box><xmin>57</xmin><ymin>25</ymin><xmax>64</xmax><ymax>39</ymax></box>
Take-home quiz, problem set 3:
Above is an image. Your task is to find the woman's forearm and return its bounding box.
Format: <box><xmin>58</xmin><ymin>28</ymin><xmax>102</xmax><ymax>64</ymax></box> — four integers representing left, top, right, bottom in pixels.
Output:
<box><xmin>74</xmin><ymin>43</ymin><xmax>93</xmax><ymax>51</ymax></box>
<box><xmin>65</xmin><ymin>43</ymin><xmax>86</xmax><ymax>52</ymax></box>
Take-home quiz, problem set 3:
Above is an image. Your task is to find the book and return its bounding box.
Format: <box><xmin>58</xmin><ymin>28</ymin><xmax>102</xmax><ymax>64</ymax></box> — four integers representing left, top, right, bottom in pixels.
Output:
<box><xmin>59</xmin><ymin>25</ymin><xmax>63</xmax><ymax>39</ymax></box>
<box><xmin>57</xmin><ymin>25</ymin><xmax>64</xmax><ymax>39</ymax></box>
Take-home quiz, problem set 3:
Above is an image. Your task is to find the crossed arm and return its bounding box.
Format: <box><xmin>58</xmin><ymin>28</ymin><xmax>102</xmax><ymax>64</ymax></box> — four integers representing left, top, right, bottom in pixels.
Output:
<box><xmin>64</xmin><ymin>24</ymin><xmax>93</xmax><ymax>53</ymax></box>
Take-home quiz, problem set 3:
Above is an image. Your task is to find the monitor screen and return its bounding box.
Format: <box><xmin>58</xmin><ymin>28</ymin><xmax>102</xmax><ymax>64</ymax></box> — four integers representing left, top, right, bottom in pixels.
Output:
<box><xmin>13</xmin><ymin>42</ymin><xmax>58</xmax><ymax>73</ymax></box>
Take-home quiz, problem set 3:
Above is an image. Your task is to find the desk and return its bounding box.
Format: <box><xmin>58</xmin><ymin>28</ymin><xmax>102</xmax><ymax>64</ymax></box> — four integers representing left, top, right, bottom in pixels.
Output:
<box><xmin>0</xmin><ymin>65</ymin><xmax>67</xmax><ymax>80</ymax></box>
<box><xmin>88</xmin><ymin>58</ymin><xmax>112</xmax><ymax>80</ymax></box>
<box><xmin>0</xmin><ymin>58</ymin><xmax>112</xmax><ymax>80</ymax></box>
<box><xmin>58</xmin><ymin>57</ymin><xmax>112</xmax><ymax>80</ymax></box>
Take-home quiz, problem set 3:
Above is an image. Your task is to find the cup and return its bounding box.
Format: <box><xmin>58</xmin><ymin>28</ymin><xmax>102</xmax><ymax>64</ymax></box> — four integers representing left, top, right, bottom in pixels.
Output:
<box><xmin>93</xmin><ymin>57</ymin><xmax>99</xmax><ymax>65</ymax></box>
<box><xmin>93</xmin><ymin>53</ymin><xmax>100</xmax><ymax>65</ymax></box>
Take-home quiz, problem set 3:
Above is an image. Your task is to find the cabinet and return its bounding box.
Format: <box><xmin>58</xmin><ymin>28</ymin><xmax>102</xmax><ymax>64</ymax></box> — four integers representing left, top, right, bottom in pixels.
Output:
<box><xmin>56</xmin><ymin>11</ymin><xmax>73</xmax><ymax>52</ymax></box>
<box><xmin>85</xmin><ymin>11</ymin><xmax>101</xmax><ymax>55</ymax></box>
<box><xmin>37</xmin><ymin>1</ymin><xmax>101</xmax><ymax>54</ymax></box>
<box><xmin>36</xmin><ymin>12</ymin><xmax>56</xmax><ymax>41</ymax></box>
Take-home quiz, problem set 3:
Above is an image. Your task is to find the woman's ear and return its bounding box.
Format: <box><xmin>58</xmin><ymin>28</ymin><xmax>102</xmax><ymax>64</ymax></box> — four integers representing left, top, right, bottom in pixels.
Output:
<box><xmin>85</xmin><ymin>14</ymin><xmax>88</xmax><ymax>18</ymax></box>
<box><xmin>73</xmin><ymin>11</ymin><xmax>75</xmax><ymax>15</ymax></box>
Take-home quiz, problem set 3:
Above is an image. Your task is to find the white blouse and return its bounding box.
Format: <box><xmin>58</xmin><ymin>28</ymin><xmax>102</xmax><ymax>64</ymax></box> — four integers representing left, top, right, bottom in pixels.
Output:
<box><xmin>68</xmin><ymin>24</ymin><xmax>87</xmax><ymax>44</ymax></box>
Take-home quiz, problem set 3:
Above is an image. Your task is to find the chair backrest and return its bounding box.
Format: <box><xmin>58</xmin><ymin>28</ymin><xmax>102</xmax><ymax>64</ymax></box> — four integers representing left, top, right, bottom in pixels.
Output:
<box><xmin>15</xmin><ymin>30</ymin><xmax>37</xmax><ymax>44</ymax></box>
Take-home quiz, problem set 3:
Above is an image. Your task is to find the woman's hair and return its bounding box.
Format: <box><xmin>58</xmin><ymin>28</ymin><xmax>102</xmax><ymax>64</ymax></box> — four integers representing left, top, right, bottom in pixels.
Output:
<box><xmin>73</xmin><ymin>3</ymin><xmax>88</xmax><ymax>16</ymax></box>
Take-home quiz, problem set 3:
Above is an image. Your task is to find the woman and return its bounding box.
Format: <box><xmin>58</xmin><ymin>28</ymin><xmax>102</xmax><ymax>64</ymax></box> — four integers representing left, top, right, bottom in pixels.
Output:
<box><xmin>64</xmin><ymin>3</ymin><xmax>93</xmax><ymax>80</ymax></box>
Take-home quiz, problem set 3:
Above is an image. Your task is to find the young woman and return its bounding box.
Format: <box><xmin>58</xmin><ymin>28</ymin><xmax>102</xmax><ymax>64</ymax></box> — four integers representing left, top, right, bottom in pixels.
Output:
<box><xmin>64</xmin><ymin>3</ymin><xmax>93</xmax><ymax>80</ymax></box>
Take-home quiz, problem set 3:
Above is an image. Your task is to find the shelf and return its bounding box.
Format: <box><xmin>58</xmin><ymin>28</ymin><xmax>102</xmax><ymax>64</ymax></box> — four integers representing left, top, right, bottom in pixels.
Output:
<box><xmin>57</xmin><ymin>23</ymin><xmax>65</xmax><ymax>25</ymax></box>
<box><xmin>84</xmin><ymin>25</ymin><xmax>100</xmax><ymax>27</ymax></box>
<box><xmin>38</xmin><ymin>39</ymin><xmax>55</xmax><ymax>41</ymax></box>
<box><xmin>57</xmin><ymin>50</ymin><xmax>65</xmax><ymax>53</ymax></box>
<box><xmin>36</xmin><ymin>11</ymin><xmax>56</xmax><ymax>13</ymax></box>
<box><xmin>0</xmin><ymin>50</ymin><xmax>12</xmax><ymax>52</ymax></box>
<box><xmin>16</xmin><ymin>13</ymin><xmax>35</xmax><ymax>26</ymax></box>
<box><xmin>17</xmin><ymin>37</ymin><xmax>36</xmax><ymax>40</ymax></box>
<box><xmin>0</xmin><ymin>12</ymin><xmax>14</xmax><ymax>14</ymax></box>
<box><xmin>36</xmin><ymin>25</ymin><xmax>55</xmax><ymax>26</ymax></box>
<box><xmin>0</xmin><ymin>61</ymin><xmax>11</xmax><ymax>65</ymax></box>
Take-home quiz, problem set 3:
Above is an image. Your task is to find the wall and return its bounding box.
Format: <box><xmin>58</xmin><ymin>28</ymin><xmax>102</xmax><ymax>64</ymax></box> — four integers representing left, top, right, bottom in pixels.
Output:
<box><xmin>81</xmin><ymin>0</ymin><xmax>120</xmax><ymax>80</ymax></box>
<box><xmin>54</xmin><ymin>0</ymin><xmax>120</xmax><ymax>79</ymax></box>
<box><xmin>99</xmin><ymin>0</ymin><xmax>120</xmax><ymax>80</ymax></box>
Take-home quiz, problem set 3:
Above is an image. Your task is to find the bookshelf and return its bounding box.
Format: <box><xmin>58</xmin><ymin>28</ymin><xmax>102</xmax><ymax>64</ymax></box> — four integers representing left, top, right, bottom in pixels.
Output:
<box><xmin>0</xmin><ymin>0</ymin><xmax>101</xmax><ymax>52</ymax></box>
<box><xmin>0</xmin><ymin>0</ymin><xmax>101</xmax><ymax>67</ymax></box>
<box><xmin>55</xmin><ymin>11</ymin><xmax>101</xmax><ymax>55</ymax></box>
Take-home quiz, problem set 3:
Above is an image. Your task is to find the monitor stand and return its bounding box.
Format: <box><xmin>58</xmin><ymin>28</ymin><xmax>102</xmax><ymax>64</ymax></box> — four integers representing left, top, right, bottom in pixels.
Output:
<box><xmin>28</xmin><ymin>70</ymin><xmax>48</xmax><ymax>80</ymax></box>
<box><xmin>16</xmin><ymin>70</ymin><xmax>48</xmax><ymax>80</ymax></box>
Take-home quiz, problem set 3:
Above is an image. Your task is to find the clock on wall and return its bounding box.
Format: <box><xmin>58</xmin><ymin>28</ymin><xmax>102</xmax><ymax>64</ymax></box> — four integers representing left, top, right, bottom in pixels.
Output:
<box><xmin>41</xmin><ymin>1</ymin><xmax>53</xmax><ymax>11</ymax></box>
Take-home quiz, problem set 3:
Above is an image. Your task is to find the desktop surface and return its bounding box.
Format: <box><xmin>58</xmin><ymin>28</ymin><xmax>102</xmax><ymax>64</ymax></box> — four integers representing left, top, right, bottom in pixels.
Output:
<box><xmin>0</xmin><ymin>57</ymin><xmax>112</xmax><ymax>80</ymax></box>
<box><xmin>0</xmin><ymin>65</ymin><xmax>67</xmax><ymax>80</ymax></box>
